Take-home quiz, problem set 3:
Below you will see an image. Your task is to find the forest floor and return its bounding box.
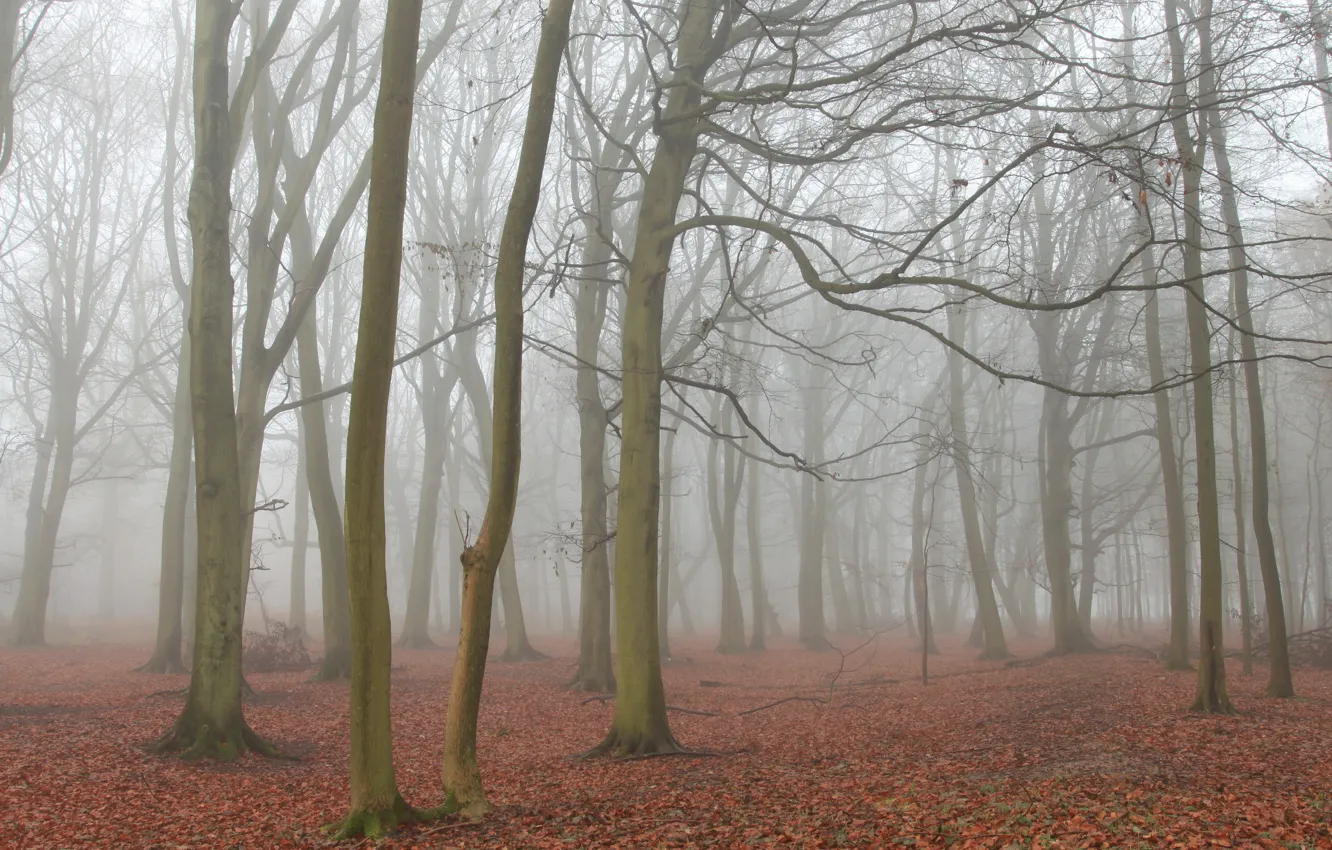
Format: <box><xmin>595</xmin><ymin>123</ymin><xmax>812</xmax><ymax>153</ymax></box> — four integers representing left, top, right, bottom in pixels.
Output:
<box><xmin>1</xmin><ymin>632</ymin><xmax>1330</xmax><ymax>849</ymax></box>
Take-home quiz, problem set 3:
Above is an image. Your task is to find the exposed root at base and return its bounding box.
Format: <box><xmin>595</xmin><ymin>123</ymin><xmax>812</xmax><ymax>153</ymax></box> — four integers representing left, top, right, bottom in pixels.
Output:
<box><xmin>498</xmin><ymin>643</ymin><xmax>549</xmax><ymax>662</ymax></box>
<box><xmin>396</xmin><ymin>635</ymin><xmax>441</xmax><ymax>651</ymax></box>
<box><xmin>325</xmin><ymin>794</ymin><xmax>453</xmax><ymax>841</ymax></box>
<box><xmin>976</xmin><ymin>648</ymin><xmax>1013</xmax><ymax>662</ymax></box>
<box><xmin>149</xmin><ymin>717</ymin><xmax>286</xmax><ymax>762</ymax></box>
<box><xmin>579</xmin><ymin>728</ymin><xmax>690</xmax><ymax>760</ymax></box>
<box><xmin>134</xmin><ymin>657</ymin><xmax>189</xmax><ymax>675</ymax></box>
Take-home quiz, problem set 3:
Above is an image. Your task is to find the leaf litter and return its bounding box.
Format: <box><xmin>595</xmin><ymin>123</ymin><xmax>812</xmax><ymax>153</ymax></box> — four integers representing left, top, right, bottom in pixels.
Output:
<box><xmin>2</xmin><ymin>634</ymin><xmax>1329</xmax><ymax>848</ymax></box>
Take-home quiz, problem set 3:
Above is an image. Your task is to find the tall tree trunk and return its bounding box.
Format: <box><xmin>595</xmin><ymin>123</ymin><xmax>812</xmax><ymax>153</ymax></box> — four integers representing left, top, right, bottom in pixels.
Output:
<box><xmin>1165</xmin><ymin>0</ymin><xmax>1231</xmax><ymax>713</ymax></box>
<box><xmin>290</xmin><ymin>417</ymin><xmax>309</xmax><ymax>634</ymax></box>
<box><xmin>297</xmin><ymin>312</ymin><xmax>352</xmax><ymax>681</ymax></box>
<box><xmin>946</xmin><ymin>304</ymin><xmax>1008</xmax><ymax>659</ymax></box>
<box><xmin>1228</xmin><ymin>330</ymin><xmax>1254</xmax><ymax>675</ymax></box>
<box><xmin>707</xmin><ymin>395</ymin><xmax>746</xmax><ymax>653</ymax></box>
<box><xmin>1206</xmin><ymin>82</ymin><xmax>1293</xmax><ymax>697</ymax></box>
<box><xmin>748</xmin><ymin>455</ymin><xmax>766</xmax><ymax>651</ymax></box>
<box><xmin>593</xmin><ymin>0</ymin><xmax>724</xmax><ymax>757</ymax></box>
<box><xmin>657</xmin><ymin>425</ymin><xmax>677</xmax><ymax>660</ymax></box>
<box><xmin>440</xmin><ymin>0</ymin><xmax>573</xmax><ymax>814</ymax></box>
<box><xmin>398</xmin><ymin>398</ymin><xmax>445</xmax><ymax>649</ymax></box>
<box><xmin>142</xmin><ymin>340</ymin><xmax>192</xmax><ymax>673</ymax></box>
<box><xmin>153</xmin><ymin>0</ymin><xmax>272</xmax><ymax>760</ymax></box>
<box><xmin>910</xmin><ymin>412</ymin><xmax>939</xmax><ymax>654</ymax></box>
<box><xmin>330</xmin><ymin>0</ymin><xmax>426</xmax><ymax>836</ymax></box>
<box><xmin>798</xmin><ymin>372</ymin><xmax>828</xmax><ymax>648</ymax></box>
<box><xmin>98</xmin><ymin>478</ymin><xmax>119</xmax><ymax>624</ymax></box>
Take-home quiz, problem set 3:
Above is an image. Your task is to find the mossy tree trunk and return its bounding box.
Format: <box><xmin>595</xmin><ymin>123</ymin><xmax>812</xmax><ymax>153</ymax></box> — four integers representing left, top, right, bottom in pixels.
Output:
<box><xmin>441</xmin><ymin>0</ymin><xmax>573</xmax><ymax>815</ymax></box>
<box><xmin>153</xmin><ymin>0</ymin><xmax>271</xmax><ymax>761</ymax></box>
<box><xmin>593</xmin><ymin>0</ymin><xmax>726</xmax><ymax>755</ymax></box>
<box><xmin>329</xmin><ymin>0</ymin><xmax>426</xmax><ymax>837</ymax></box>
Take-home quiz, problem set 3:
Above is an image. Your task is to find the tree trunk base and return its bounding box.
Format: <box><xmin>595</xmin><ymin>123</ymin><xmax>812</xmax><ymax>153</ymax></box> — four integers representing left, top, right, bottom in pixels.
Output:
<box><xmin>1165</xmin><ymin>658</ymin><xmax>1194</xmax><ymax>672</ymax></box>
<box><xmin>136</xmin><ymin>653</ymin><xmax>188</xmax><ymax>675</ymax></box>
<box><xmin>716</xmin><ymin>639</ymin><xmax>746</xmax><ymax>654</ymax></box>
<box><xmin>396</xmin><ymin>633</ymin><xmax>440</xmax><ymax>650</ymax></box>
<box><xmin>150</xmin><ymin>714</ymin><xmax>279</xmax><ymax>762</ymax></box>
<box><xmin>569</xmin><ymin>668</ymin><xmax>616</xmax><ymax>694</ymax></box>
<box><xmin>1189</xmin><ymin>694</ymin><xmax>1235</xmax><ymax>714</ymax></box>
<box><xmin>325</xmin><ymin>794</ymin><xmax>452</xmax><ymax>840</ymax></box>
<box><xmin>583</xmin><ymin>725</ymin><xmax>684</xmax><ymax>759</ymax></box>
<box><xmin>312</xmin><ymin>648</ymin><xmax>351</xmax><ymax>682</ymax></box>
<box><xmin>498</xmin><ymin>641</ymin><xmax>547</xmax><ymax>662</ymax></box>
<box><xmin>801</xmin><ymin>636</ymin><xmax>833</xmax><ymax>652</ymax></box>
<box><xmin>975</xmin><ymin>647</ymin><xmax>1012</xmax><ymax>662</ymax></box>
<box><xmin>748</xmin><ymin>637</ymin><xmax>766</xmax><ymax>652</ymax></box>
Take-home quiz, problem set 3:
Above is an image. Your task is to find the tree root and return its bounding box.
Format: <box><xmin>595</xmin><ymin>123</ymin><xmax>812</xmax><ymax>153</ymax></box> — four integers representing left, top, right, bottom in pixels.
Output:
<box><xmin>580</xmin><ymin>727</ymin><xmax>687</xmax><ymax>760</ymax></box>
<box><xmin>396</xmin><ymin>634</ymin><xmax>440</xmax><ymax>650</ymax></box>
<box><xmin>311</xmin><ymin>651</ymin><xmax>351</xmax><ymax>682</ymax></box>
<box><xmin>135</xmin><ymin>655</ymin><xmax>189</xmax><ymax>675</ymax></box>
<box><xmin>578</xmin><ymin>695</ymin><xmax>719</xmax><ymax>717</ymax></box>
<box><xmin>149</xmin><ymin>716</ymin><xmax>285</xmax><ymax>762</ymax></box>
<box><xmin>498</xmin><ymin>642</ymin><xmax>548</xmax><ymax>662</ymax></box>
<box><xmin>325</xmin><ymin>794</ymin><xmax>455</xmax><ymax>841</ymax></box>
<box><xmin>737</xmin><ymin>695</ymin><xmax>828</xmax><ymax>716</ymax></box>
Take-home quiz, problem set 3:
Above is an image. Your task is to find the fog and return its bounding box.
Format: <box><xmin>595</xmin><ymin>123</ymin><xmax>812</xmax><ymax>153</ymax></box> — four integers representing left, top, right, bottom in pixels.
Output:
<box><xmin>2</xmin><ymin>0</ymin><xmax>1332</xmax><ymax>841</ymax></box>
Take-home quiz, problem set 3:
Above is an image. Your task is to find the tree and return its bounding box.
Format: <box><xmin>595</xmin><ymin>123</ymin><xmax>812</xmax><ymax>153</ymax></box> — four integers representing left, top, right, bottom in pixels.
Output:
<box><xmin>153</xmin><ymin>0</ymin><xmax>275</xmax><ymax>759</ymax></box>
<box><xmin>1164</xmin><ymin>0</ymin><xmax>1231</xmax><ymax>714</ymax></box>
<box><xmin>328</xmin><ymin>0</ymin><xmax>429</xmax><ymax>837</ymax></box>
<box><xmin>440</xmin><ymin>0</ymin><xmax>574</xmax><ymax>815</ymax></box>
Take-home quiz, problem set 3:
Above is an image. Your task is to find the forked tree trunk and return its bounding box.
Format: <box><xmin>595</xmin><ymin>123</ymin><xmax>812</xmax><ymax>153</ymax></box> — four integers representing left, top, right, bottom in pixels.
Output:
<box><xmin>440</xmin><ymin>0</ymin><xmax>573</xmax><ymax>814</ymax></box>
<box><xmin>329</xmin><ymin>0</ymin><xmax>426</xmax><ymax>837</ymax></box>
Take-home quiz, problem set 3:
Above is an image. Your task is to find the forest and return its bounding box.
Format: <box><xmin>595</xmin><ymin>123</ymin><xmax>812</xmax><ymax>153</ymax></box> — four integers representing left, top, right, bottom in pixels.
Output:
<box><xmin>1</xmin><ymin>0</ymin><xmax>1331</xmax><ymax>845</ymax></box>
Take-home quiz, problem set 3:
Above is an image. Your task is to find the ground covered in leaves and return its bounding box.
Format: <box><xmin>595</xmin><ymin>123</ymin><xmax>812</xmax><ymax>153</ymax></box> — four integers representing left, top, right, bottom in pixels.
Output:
<box><xmin>2</xmin><ymin>632</ymin><xmax>1330</xmax><ymax>848</ymax></box>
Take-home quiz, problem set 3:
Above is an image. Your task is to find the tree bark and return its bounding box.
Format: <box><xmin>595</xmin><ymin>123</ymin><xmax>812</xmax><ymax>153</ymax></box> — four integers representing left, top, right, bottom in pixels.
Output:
<box><xmin>1206</xmin><ymin>73</ymin><xmax>1293</xmax><ymax>697</ymax></box>
<box><xmin>153</xmin><ymin>0</ymin><xmax>272</xmax><ymax>761</ymax></box>
<box><xmin>298</xmin><ymin>310</ymin><xmax>352</xmax><ymax>682</ymax></box>
<box><xmin>593</xmin><ymin>0</ymin><xmax>724</xmax><ymax>756</ymax></box>
<box><xmin>946</xmin><ymin>304</ymin><xmax>1008</xmax><ymax>659</ymax></box>
<box><xmin>440</xmin><ymin>0</ymin><xmax>573</xmax><ymax>814</ymax></box>
<box><xmin>1165</xmin><ymin>0</ymin><xmax>1231</xmax><ymax>713</ymax></box>
<box><xmin>329</xmin><ymin>0</ymin><xmax>426</xmax><ymax>836</ymax></box>
<box><xmin>143</xmin><ymin>337</ymin><xmax>192</xmax><ymax>673</ymax></box>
